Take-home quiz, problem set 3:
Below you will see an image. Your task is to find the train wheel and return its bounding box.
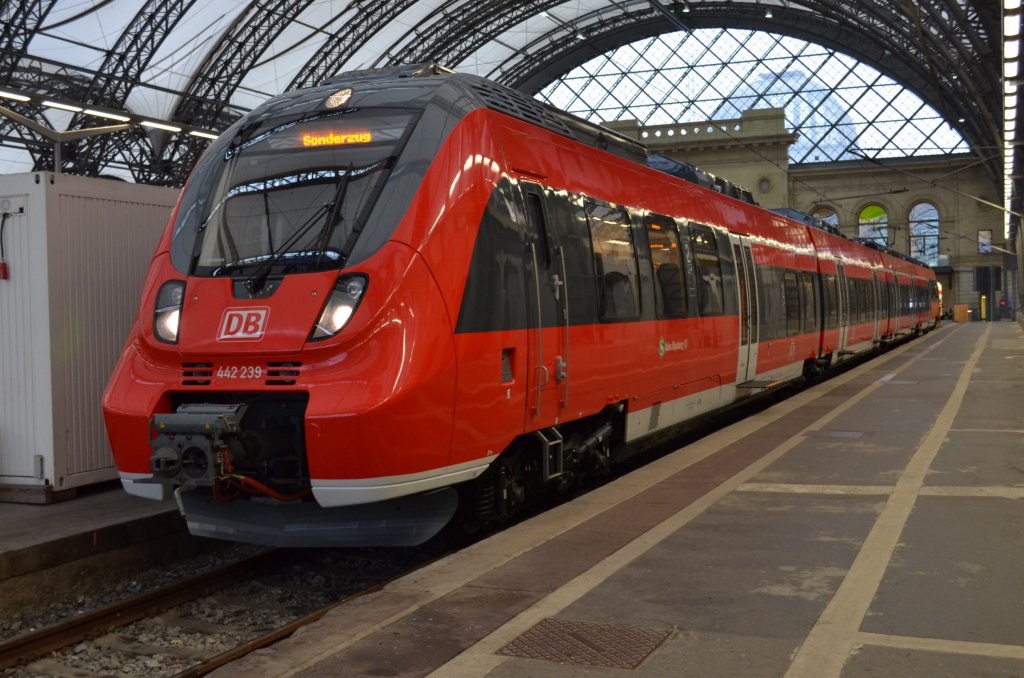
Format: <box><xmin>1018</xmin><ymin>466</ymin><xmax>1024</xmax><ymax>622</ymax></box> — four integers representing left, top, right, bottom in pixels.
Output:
<box><xmin>494</xmin><ymin>455</ymin><xmax>528</xmax><ymax>520</ymax></box>
<box><xmin>454</xmin><ymin>447</ymin><xmax>529</xmax><ymax>533</ymax></box>
<box><xmin>802</xmin><ymin>358</ymin><xmax>824</xmax><ymax>385</ymax></box>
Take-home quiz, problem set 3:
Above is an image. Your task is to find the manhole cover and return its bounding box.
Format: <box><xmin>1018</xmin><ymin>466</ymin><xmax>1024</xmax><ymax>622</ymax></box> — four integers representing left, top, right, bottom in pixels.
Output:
<box><xmin>498</xmin><ymin>618</ymin><xmax>672</xmax><ymax>669</ymax></box>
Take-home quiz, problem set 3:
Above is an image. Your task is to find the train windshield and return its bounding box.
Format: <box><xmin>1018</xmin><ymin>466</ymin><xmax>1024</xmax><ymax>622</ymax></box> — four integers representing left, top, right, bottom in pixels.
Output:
<box><xmin>182</xmin><ymin>108</ymin><xmax>418</xmax><ymax>278</ymax></box>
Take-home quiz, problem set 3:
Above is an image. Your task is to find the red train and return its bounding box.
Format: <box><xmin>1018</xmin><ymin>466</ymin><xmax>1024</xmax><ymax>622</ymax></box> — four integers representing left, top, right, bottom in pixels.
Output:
<box><xmin>102</xmin><ymin>65</ymin><xmax>939</xmax><ymax>547</ymax></box>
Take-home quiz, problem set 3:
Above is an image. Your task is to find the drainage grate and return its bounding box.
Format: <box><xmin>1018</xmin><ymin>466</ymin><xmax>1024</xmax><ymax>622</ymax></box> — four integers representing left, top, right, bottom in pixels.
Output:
<box><xmin>498</xmin><ymin>618</ymin><xmax>671</xmax><ymax>670</ymax></box>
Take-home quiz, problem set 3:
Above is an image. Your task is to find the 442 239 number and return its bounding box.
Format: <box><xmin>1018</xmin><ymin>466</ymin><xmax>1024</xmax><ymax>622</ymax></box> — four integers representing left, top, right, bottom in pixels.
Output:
<box><xmin>216</xmin><ymin>365</ymin><xmax>263</xmax><ymax>379</ymax></box>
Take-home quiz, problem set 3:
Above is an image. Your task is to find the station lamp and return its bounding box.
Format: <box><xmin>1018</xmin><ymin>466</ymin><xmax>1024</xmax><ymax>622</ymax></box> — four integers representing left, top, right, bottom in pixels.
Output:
<box><xmin>0</xmin><ymin>88</ymin><xmax>221</xmax><ymax>155</ymax></box>
<box><xmin>1005</xmin><ymin>0</ymin><xmax>1021</xmax><ymax>240</ymax></box>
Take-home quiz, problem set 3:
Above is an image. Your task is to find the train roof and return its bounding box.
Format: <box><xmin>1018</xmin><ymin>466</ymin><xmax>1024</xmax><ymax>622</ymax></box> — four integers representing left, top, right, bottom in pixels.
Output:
<box><xmin>247</xmin><ymin>65</ymin><xmax>930</xmax><ymax>274</ymax></box>
<box><xmin>317</xmin><ymin>64</ymin><xmax>647</xmax><ymax>162</ymax></box>
<box><xmin>318</xmin><ymin>65</ymin><xmax>760</xmax><ymax>207</ymax></box>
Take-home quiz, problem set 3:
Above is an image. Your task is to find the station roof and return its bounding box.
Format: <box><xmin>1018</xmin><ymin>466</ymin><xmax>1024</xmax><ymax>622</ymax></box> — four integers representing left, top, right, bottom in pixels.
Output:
<box><xmin>0</xmin><ymin>1</ymin><xmax>1001</xmax><ymax>186</ymax></box>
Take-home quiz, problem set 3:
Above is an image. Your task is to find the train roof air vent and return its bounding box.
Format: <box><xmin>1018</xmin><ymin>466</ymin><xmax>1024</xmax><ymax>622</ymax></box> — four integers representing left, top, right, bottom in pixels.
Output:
<box><xmin>468</xmin><ymin>80</ymin><xmax>646</xmax><ymax>164</ymax></box>
<box><xmin>470</xmin><ymin>81</ymin><xmax>575</xmax><ymax>138</ymax></box>
<box><xmin>648</xmin><ymin>154</ymin><xmax>756</xmax><ymax>205</ymax></box>
<box><xmin>321</xmin><ymin>63</ymin><xmax>454</xmax><ymax>87</ymax></box>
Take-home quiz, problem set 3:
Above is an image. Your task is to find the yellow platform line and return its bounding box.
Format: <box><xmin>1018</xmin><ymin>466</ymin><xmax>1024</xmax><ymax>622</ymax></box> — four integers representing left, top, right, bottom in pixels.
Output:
<box><xmin>919</xmin><ymin>486</ymin><xmax>1024</xmax><ymax>499</ymax></box>
<box><xmin>737</xmin><ymin>483</ymin><xmax>894</xmax><ymax>495</ymax></box>
<box><xmin>785</xmin><ymin>324</ymin><xmax>991</xmax><ymax>678</ymax></box>
<box><xmin>428</xmin><ymin>323</ymin><xmax>962</xmax><ymax>678</ymax></box>
<box><xmin>855</xmin><ymin>631</ymin><xmax>1024</xmax><ymax>661</ymax></box>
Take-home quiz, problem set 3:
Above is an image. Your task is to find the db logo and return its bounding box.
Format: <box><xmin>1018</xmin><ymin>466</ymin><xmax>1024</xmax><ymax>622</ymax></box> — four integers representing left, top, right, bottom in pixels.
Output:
<box><xmin>217</xmin><ymin>307</ymin><xmax>270</xmax><ymax>341</ymax></box>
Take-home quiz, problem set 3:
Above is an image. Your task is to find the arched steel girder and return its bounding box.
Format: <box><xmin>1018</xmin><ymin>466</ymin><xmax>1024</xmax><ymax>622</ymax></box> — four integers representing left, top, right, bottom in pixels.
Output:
<box><xmin>152</xmin><ymin>0</ymin><xmax>1000</xmax><ymax>184</ymax></box>
<box><xmin>371</xmin><ymin>0</ymin><xmax>994</xmax><ymax>113</ymax></box>
<box><xmin>376</xmin><ymin>0</ymin><xmax>555</xmax><ymax>68</ymax></box>
<box><xmin>0</xmin><ymin>0</ymin><xmax>57</xmax><ymax>76</ymax></box>
<box><xmin>147</xmin><ymin>0</ymin><xmax>319</xmax><ymax>185</ymax></box>
<box><xmin>378</xmin><ymin>0</ymin><xmax>996</xmax><ymax>158</ymax></box>
<box><xmin>0</xmin><ymin>52</ymin><xmax>177</xmax><ymax>176</ymax></box>
<box><xmin>0</xmin><ymin>0</ymin><xmax>998</xmax><ymax>186</ymax></box>
<box><xmin>0</xmin><ymin>56</ymin><xmax>96</xmax><ymax>173</ymax></box>
<box><xmin>65</xmin><ymin>0</ymin><xmax>199</xmax><ymax>176</ymax></box>
<box><xmin>287</xmin><ymin>0</ymin><xmax>420</xmax><ymax>91</ymax></box>
<box><xmin>0</xmin><ymin>0</ymin><xmax>59</xmax><ymax>169</ymax></box>
<box><xmin>478</xmin><ymin>3</ymin><xmax>998</xmax><ymax>177</ymax></box>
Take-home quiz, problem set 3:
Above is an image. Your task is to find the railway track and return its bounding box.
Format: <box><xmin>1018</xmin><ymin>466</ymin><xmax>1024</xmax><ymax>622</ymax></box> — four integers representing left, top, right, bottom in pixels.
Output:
<box><xmin>0</xmin><ymin>546</ymin><xmax>434</xmax><ymax>677</ymax></box>
<box><xmin>0</xmin><ymin>364</ymin><xmax>852</xmax><ymax>678</ymax></box>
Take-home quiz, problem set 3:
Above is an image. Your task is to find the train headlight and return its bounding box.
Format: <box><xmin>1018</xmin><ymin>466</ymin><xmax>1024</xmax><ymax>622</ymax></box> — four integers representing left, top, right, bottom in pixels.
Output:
<box><xmin>311</xmin><ymin>274</ymin><xmax>367</xmax><ymax>340</ymax></box>
<box><xmin>154</xmin><ymin>280</ymin><xmax>185</xmax><ymax>344</ymax></box>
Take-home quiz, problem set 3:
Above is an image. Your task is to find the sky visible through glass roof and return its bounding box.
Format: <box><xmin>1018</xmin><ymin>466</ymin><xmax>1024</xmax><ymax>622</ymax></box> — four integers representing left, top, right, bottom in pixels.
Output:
<box><xmin>536</xmin><ymin>28</ymin><xmax>969</xmax><ymax>164</ymax></box>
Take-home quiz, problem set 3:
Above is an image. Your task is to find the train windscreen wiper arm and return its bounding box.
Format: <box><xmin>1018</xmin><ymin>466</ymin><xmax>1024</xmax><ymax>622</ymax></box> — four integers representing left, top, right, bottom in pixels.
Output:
<box><xmin>243</xmin><ymin>201</ymin><xmax>331</xmax><ymax>295</ymax></box>
<box><xmin>312</xmin><ymin>162</ymin><xmax>353</xmax><ymax>271</ymax></box>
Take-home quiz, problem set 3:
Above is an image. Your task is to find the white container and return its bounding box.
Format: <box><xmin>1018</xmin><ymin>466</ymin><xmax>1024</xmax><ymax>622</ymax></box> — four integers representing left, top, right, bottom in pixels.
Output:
<box><xmin>0</xmin><ymin>172</ymin><xmax>179</xmax><ymax>502</ymax></box>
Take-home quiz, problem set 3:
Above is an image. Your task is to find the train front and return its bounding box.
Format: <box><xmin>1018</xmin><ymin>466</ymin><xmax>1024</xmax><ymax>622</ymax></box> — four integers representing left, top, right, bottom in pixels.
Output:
<box><xmin>103</xmin><ymin>78</ymin><xmax>462</xmax><ymax>547</ymax></box>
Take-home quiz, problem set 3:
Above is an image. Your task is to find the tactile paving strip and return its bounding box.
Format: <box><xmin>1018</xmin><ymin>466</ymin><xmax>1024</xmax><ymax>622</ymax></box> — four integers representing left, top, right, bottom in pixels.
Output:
<box><xmin>498</xmin><ymin>617</ymin><xmax>672</xmax><ymax>669</ymax></box>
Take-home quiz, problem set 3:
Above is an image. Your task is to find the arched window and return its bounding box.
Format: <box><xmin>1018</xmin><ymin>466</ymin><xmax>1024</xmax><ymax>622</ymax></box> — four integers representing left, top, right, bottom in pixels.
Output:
<box><xmin>811</xmin><ymin>206</ymin><xmax>838</xmax><ymax>228</ymax></box>
<box><xmin>858</xmin><ymin>205</ymin><xmax>889</xmax><ymax>247</ymax></box>
<box><xmin>908</xmin><ymin>202</ymin><xmax>939</xmax><ymax>266</ymax></box>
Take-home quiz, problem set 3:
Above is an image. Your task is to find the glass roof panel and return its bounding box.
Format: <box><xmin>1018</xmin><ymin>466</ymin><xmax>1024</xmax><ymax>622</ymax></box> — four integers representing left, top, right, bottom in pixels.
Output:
<box><xmin>0</xmin><ymin>4</ymin><xmax>985</xmax><ymax>179</ymax></box>
<box><xmin>541</xmin><ymin>29</ymin><xmax>969</xmax><ymax>163</ymax></box>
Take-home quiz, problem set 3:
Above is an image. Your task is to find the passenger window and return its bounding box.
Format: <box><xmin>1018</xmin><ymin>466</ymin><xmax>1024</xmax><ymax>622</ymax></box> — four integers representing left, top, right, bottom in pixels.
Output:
<box><xmin>784</xmin><ymin>271</ymin><xmax>800</xmax><ymax>335</ymax></box>
<box><xmin>853</xmin><ymin>279</ymin><xmax>862</xmax><ymax>323</ymax></box>
<box><xmin>846</xmin><ymin>278</ymin><xmax>858</xmax><ymax>322</ymax></box>
<box><xmin>689</xmin><ymin>223</ymin><xmax>724</xmax><ymax>316</ymax></box>
<box><xmin>799</xmin><ymin>271</ymin><xmax>816</xmax><ymax>332</ymax></box>
<box><xmin>824</xmin><ymin>275</ymin><xmax>839</xmax><ymax>329</ymax></box>
<box><xmin>860</xmin><ymin>280</ymin><xmax>870</xmax><ymax>322</ymax></box>
<box><xmin>524</xmin><ymin>189</ymin><xmax>550</xmax><ymax>269</ymax></box>
<box><xmin>586</xmin><ymin>202</ymin><xmax>639</xmax><ymax>320</ymax></box>
<box><xmin>646</xmin><ymin>215</ymin><xmax>687</xmax><ymax>316</ymax></box>
<box><xmin>757</xmin><ymin>266</ymin><xmax>785</xmax><ymax>340</ymax></box>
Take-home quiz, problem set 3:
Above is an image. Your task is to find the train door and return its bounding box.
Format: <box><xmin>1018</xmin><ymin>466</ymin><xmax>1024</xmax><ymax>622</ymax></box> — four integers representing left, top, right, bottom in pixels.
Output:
<box><xmin>729</xmin><ymin>234</ymin><xmax>758</xmax><ymax>383</ymax></box>
<box><xmin>519</xmin><ymin>180</ymin><xmax>570</xmax><ymax>425</ymax></box>
<box><xmin>836</xmin><ymin>261</ymin><xmax>849</xmax><ymax>352</ymax></box>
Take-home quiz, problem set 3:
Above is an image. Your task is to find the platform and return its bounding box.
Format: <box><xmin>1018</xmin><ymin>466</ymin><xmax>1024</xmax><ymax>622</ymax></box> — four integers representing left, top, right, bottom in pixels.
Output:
<box><xmin>211</xmin><ymin>321</ymin><xmax>1024</xmax><ymax>678</ymax></box>
<box><xmin>0</xmin><ymin>482</ymin><xmax>180</xmax><ymax>614</ymax></box>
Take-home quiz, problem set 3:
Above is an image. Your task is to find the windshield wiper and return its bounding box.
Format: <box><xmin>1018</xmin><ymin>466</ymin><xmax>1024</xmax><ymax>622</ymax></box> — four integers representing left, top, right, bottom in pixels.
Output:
<box><xmin>313</xmin><ymin>162</ymin><xmax>353</xmax><ymax>271</ymax></box>
<box><xmin>243</xmin><ymin>201</ymin><xmax>332</xmax><ymax>295</ymax></box>
<box><xmin>337</xmin><ymin>156</ymin><xmax>396</xmax><ymax>264</ymax></box>
<box><xmin>243</xmin><ymin>158</ymin><xmax>394</xmax><ymax>292</ymax></box>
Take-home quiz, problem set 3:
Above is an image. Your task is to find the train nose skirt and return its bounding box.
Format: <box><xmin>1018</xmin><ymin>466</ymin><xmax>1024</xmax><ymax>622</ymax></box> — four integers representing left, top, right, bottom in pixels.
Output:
<box><xmin>178</xmin><ymin>487</ymin><xmax>458</xmax><ymax>548</ymax></box>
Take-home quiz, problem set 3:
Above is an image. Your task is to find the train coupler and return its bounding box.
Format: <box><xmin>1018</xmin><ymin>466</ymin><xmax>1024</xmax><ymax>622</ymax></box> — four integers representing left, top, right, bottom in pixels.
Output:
<box><xmin>147</xmin><ymin>404</ymin><xmax>248</xmax><ymax>487</ymax></box>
